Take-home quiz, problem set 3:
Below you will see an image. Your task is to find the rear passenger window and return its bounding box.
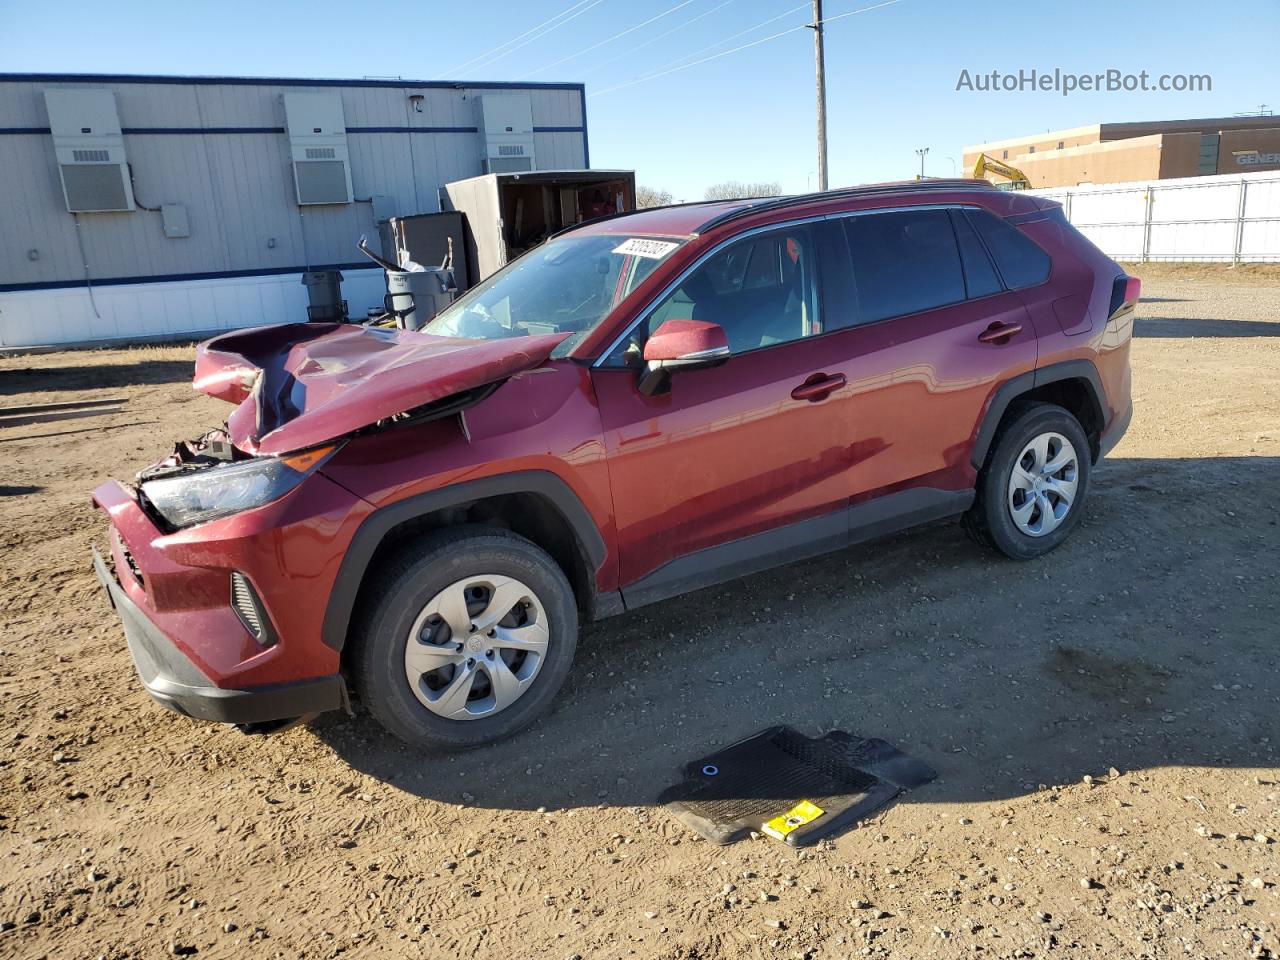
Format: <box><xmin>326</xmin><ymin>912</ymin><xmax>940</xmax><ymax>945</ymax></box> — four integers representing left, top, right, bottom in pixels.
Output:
<box><xmin>965</xmin><ymin>209</ymin><xmax>1051</xmax><ymax>289</ymax></box>
<box><xmin>950</xmin><ymin>209</ymin><xmax>1002</xmax><ymax>299</ymax></box>
<box><xmin>843</xmin><ymin>210</ymin><xmax>965</xmax><ymax>324</ymax></box>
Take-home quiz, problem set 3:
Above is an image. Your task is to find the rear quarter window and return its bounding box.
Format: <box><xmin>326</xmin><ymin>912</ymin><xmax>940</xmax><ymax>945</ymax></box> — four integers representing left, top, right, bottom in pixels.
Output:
<box><xmin>965</xmin><ymin>208</ymin><xmax>1051</xmax><ymax>289</ymax></box>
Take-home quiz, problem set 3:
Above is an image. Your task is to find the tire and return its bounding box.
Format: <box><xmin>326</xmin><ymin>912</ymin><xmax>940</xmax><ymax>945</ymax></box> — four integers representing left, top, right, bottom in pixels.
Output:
<box><xmin>350</xmin><ymin>525</ymin><xmax>578</xmax><ymax>750</ymax></box>
<box><xmin>963</xmin><ymin>402</ymin><xmax>1092</xmax><ymax>560</ymax></box>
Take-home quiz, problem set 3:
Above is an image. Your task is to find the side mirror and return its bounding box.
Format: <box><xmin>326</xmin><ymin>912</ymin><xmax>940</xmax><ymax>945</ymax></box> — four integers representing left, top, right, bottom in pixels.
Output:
<box><xmin>637</xmin><ymin>319</ymin><xmax>729</xmax><ymax>395</ymax></box>
<box><xmin>642</xmin><ymin>318</ymin><xmax>729</xmax><ymax>369</ymax></box>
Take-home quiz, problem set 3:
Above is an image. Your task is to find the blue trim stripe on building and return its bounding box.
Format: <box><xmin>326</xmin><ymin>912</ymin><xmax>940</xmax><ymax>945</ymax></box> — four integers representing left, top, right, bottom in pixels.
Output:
<box><xmin>123</xmin><ymin>126</ymin><xmax>285</xmax><ymax>135</ymax></box>
<box><xmin>347</xmin><ymin>125</ymin><xmax>477</xmax><ymax>134</ymax></box>
<box><xmin>0</xmin><ymin>262</ymin><xmax>380</xmax><ymax>294</ymax></box>
<box><xmin>2</xmin><ymin>125</ymin><xmax>586</xmax><ymax>136</ymax></box>
<box><xmin>0</xmin><ymin>72</ymin><xmax>587</xmax><ymax>93</ymax></box>
<box><xmin>347</xmin><ymin>125</ymin><xmax>585</xmax><ymax>134</ymax></box>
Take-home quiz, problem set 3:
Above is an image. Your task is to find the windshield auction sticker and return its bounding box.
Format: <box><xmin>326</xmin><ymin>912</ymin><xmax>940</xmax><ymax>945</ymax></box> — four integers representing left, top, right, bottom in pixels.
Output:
<box><xmin>612</xmin><ymin>238</ymin><xmax>679</xmax><ymax>259</ymax></box>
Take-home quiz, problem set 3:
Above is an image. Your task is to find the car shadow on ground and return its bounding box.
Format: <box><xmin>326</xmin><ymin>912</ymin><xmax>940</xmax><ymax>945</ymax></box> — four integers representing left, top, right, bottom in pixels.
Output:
<box><xmin>1135</xmin><ymin>315</ymin><xmax>1280</xmax><ymax>337</ymax></box>
<box><xmin>313</xmin><ymin>455</ymin><xmax>1280</xmax><ymax>816</ymax></box>
<box><xmin>0</xmin><ymin>359</ymin><xmax>194</xmax><ymax>395</ymax></box>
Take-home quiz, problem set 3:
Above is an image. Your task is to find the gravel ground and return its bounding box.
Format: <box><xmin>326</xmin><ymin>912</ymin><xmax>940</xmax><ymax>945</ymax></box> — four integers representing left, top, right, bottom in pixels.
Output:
<box><xmin>1</xmin><ymin>271</ymin><xmax>1277</xmax><ymax>960</ymax></box>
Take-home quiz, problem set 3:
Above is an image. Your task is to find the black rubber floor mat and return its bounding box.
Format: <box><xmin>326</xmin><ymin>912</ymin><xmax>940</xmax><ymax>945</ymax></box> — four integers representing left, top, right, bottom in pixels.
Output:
<box><xmin>658</xmin><ymin>726</ymin><xmax>936</xmax><ymax>846</ymax></box>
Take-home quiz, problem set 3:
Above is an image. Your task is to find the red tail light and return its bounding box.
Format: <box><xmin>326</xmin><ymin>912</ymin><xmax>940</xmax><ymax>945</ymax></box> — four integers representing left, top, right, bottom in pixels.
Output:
<box><xmin>1108</xmin><ymin>274</ymin><xmax>1141</xmax><ymax>318</ymax></box>
<box><xmin>1124</xmin><ymin>276</ymin><xmax>1142</xmax><ymax>305</ymax></box>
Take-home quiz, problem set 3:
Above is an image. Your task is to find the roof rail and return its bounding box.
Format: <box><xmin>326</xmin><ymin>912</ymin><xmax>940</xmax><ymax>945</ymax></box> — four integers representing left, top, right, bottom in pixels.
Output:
<box><xmin>548</xmin><ymin>198</ymin><xmax>716</xmax><ymax>240</ymax></box>
<box><xmin>695</xmin><ymin>179</ymin><xmax>996</xmax><ymax>233</ymax></box>
<box><xmin>549</xmin><ymin>178</ymin><xmax>996</xmax><ymax>242</ymax></box>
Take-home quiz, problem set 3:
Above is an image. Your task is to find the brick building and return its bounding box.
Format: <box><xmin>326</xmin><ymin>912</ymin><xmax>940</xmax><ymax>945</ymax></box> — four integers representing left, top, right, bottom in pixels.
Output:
<box><xmin>963</xmin><ymin>115</ymin><xmax>1280</xmax><ymax>188</ymax></box>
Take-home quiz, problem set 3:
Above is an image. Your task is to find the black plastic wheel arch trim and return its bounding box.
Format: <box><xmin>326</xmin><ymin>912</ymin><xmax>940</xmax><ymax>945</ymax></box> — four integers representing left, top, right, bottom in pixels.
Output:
<box><xmin>320</xmin><ymin>470</ymin><xmax>613</xmax><ymax>651</ymax></box>
<box><xmin>970</xmin><ymin>359</ymin><xmax>1108</xmax><ymax>470</ymax></box>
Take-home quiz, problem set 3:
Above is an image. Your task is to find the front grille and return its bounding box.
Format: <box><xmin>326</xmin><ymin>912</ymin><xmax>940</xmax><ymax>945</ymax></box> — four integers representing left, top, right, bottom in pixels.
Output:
<box><xmin>230</xmin><ymin>573</ymin><xmax>274</xmax><ymax>646</ymax></box>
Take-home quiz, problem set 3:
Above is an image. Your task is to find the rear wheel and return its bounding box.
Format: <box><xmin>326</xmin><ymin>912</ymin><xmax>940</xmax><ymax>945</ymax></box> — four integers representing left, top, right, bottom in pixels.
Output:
<box><xmin>351</xmin><ymin>527</ymin><xmax>578</xmax><ymax>750</ymax></box>
<box><xmin>964</xmin><ymin>403</ymin><xmax>1092</xmax><ymax>560</ymax></box>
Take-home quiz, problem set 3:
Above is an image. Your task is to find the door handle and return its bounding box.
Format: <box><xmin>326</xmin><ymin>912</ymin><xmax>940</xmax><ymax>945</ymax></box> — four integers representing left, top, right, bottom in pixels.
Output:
<box><xmin>791</xmin><ymin>372</ymin><xmax>846</xmax><ymax>402</ymax></box>
<box><xmin>978</xmin><ymin>321</ymin><xmax>1023</xmax><ymax>343</ymax></box>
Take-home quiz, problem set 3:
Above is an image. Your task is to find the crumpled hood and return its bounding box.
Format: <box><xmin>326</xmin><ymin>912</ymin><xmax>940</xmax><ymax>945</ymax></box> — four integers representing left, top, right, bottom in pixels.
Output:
<box><xmin>193</xmin><ymin>323</ymin><xmax>567</xmax><ymax>456</ymax></box>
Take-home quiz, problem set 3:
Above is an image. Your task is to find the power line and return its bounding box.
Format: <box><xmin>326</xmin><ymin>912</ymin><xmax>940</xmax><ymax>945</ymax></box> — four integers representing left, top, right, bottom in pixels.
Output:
<box><xmin>438</xmin><ymin>0</ymin><xmax>602</xmax><ymax>76</ymax></box>
<box><xmin>436</xmin><ymin>0</ymin><xmax>606</xmax><ymax>78</ymax></box>
<box><xmin>590</xmin><ymin>0</ymin><xmax>903</xmax><ymax>97</ymax></box>
<box><xmin>578</xmin><ymin>0</ymin><xmax>742</xmax><ymax>78</ymax></box>
<box><xmin>617</xmin><ymin>1</ymin><xmax>811</xmax><ymax>83</ymax></box>
<box><xmin>465</xmin><ymin>0</ymin><xmax>609</xmax><ymax>74</ymax></box>
<box><xmin>592</xmin><ymin>21</ymin><xmax>805</xmax><ymax>96</ymax></box>
<box><xmin>522</xmin><ymin>0</ymin><xmax>700</xmax><ymax>79</ymax></box>
<box><xmin>436</xmin><ymin>0</ymin><xmax>594</xmax><ymax>77</ymax></box>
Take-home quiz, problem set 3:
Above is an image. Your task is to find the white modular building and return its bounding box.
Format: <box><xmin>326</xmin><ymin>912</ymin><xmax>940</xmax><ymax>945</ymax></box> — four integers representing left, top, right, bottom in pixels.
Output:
<box><xmin>0</xmin><ymin>72</ymin><xmax>590</xmax><ymax>348</ymax></box>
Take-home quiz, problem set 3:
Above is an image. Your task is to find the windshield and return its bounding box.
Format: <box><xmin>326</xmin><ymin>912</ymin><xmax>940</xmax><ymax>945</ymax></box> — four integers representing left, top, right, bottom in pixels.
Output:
<box><xmin>423</xmin><ymin>234</ymin><xmax>685</xmax><ymax>353</ymax></box>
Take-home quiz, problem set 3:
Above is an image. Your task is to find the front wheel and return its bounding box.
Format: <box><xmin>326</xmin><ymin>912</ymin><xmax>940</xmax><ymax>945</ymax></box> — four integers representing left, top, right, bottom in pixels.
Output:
<box><xmin>964</xmin><ymin>403</ymin><xmax>1092</xmax><ymax>560</ymax></box>
<box><xmin>350</xmin><ymin>527</ymin><xmax>578</xmax><ymax>750</ymax></box>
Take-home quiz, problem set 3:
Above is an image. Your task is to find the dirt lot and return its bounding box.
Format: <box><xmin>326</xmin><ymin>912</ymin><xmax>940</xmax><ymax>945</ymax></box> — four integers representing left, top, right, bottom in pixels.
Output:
<box><xmin>2</xmin><ymin>269</ymin><xmax>1278</xmax><ymax>960</ymax></box>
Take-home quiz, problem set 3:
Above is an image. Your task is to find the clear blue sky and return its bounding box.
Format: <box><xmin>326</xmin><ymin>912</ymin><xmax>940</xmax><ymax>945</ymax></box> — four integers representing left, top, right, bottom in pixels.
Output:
<box><xmin>2</xmin><ymin>0</ymin><xmax>1276</xmax><ymax>199</ymax></box>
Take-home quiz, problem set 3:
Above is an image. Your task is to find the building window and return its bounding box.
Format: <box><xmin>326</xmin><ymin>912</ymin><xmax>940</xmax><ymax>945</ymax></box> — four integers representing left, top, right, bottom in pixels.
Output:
<box><xmin>1002</xmin><ymin>150</ymin><xmax>1008</xmax><ymax>159</ymax></box>
<box><xmin>1057</xmin><ymin>140</ymin><xmax>1065</xmax><ymax>150</ymax></box>
<box><xmin>1028</xmin><ymin>146</ymin><xmax>1036</xmax><ymax>153</ymax></box>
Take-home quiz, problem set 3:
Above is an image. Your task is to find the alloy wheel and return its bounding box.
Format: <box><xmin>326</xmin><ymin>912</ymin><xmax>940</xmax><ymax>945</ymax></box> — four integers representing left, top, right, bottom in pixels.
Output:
<box><xmin>403</xmin><ymin>575</ymin><xmax>549</xmax><ymax>720</ymax></box>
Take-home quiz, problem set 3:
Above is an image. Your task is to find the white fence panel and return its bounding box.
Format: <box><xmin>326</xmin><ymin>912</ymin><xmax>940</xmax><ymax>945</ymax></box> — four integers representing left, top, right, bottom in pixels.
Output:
<box><xmin>1149</xmin><ymin>181</ymin><xmax>1239</xmax><ymax>223</ymax></box>
<box><xmin>1030</xmin><ymin>172</ymin><xmax>1280</xmax><ymax>263</ymax></box>
<box><xmin>1240</xmin><ymin>219</ymin><xmax>1280</xmax><ymax>260</ymax></box>
<box><xmin>1070</xmin><ymin>188</ymin><xmax>1147</xmax><ymax>226</ymax></box>
<box><xmin>1244</xmin><ymin>178</ymin><xmax>1280</xmax><ymax>218</ymax></box>
<box><xmin>1149</xmin><ymin>220</ymin><xmax>1237</xmax><ymax>260</ymax></box>
<box><xmin>1074</xmin><ymin>223</ymin><xmax>1145</xmax><ymax>260</ymax></box>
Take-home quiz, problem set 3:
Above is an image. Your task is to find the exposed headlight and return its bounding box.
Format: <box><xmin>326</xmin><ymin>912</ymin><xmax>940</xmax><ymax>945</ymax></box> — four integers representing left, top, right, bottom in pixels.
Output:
<box><xmin>141</xmin><ymin>444</ymin><xmax>338</xmax><ymax>529</ymax></box>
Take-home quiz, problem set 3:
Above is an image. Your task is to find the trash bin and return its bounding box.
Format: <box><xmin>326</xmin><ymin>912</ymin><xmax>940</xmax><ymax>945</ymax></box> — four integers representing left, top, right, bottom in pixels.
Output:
<box><xmin>384</xmin><ymin>267</ymin><xmax>456</xmax><ymax>331</ymax></box>
<box><xmin>301</xmin><ymin>271</ymin><xmax>348</xmax><ymax>323</ymax></box>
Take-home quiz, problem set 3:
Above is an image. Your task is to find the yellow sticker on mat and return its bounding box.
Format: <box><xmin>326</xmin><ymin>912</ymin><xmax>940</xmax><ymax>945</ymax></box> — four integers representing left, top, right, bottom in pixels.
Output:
<box><xmin>761</xmin><ymin>800</ymin><xmax>826</xmax><ymax>841</ymax></box>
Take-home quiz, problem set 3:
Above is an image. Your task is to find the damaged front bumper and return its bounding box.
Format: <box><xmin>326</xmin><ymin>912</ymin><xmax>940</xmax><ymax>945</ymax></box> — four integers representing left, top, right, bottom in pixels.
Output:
<box><xmin>89</xmin><ymin>462</ymin><xmax>367</xmax><ymax>731</ymax></box>
<box><xmin>92</xmin><ymin>545</ymin><xmax>348</xmax><ymax>726</ymax></box>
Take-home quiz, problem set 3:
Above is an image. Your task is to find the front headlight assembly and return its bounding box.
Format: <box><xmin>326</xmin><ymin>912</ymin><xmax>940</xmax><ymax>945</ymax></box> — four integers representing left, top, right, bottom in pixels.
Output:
<box><xmin>140</xmin><ymin>444</ymin><xmax>339</xmax><ymax>529</ymax></box>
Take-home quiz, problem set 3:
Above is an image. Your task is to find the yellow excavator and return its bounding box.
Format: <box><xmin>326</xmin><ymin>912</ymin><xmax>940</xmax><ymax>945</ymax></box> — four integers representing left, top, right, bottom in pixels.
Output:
<box><xmin>972</xmin><ymin>153</ymin><xmax>1031</xmax><ymax>190</ymax></box>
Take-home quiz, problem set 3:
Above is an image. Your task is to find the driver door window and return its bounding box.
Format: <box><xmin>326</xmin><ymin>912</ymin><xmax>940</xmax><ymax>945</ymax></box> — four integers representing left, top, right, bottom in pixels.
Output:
<box><xmin>607</xmin><ymin>226</ymin><xmax>818</xmax><ymax>363</ymax></box>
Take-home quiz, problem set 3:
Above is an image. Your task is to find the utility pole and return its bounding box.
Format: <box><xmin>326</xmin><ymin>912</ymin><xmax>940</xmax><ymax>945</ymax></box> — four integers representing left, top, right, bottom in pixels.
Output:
<box><xmin>915</xmin><ymin>147</ymin><xmax>929</xmax><ymax>179</ymax></box>
<box><xmin>808</xmin><ymin>0</ymin><xmax>828</xmax><ymax>192</ymax></box>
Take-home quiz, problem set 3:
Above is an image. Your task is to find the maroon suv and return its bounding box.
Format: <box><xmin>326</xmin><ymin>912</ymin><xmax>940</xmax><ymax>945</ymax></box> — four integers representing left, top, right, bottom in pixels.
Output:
<box><xmin>92</xmin><ymin>179</ymin><xmax>1138</xmax><ymax>750</ymax></box>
